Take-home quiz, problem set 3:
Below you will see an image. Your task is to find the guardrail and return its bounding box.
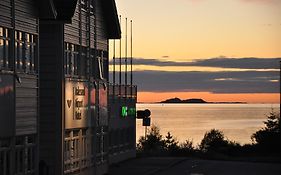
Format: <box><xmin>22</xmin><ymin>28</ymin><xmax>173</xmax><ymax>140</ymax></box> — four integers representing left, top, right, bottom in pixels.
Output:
<box><xmin>108</xmin><ymin>84</ymin><xmax>137</xmax><ymax>99</ymax></box>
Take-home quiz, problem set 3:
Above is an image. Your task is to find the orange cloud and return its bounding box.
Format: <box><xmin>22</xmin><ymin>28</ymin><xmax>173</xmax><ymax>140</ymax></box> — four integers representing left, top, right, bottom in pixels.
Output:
<box><xmin>241</xmin><ymin>0</ymin><xmax>279</xmax><ymax>4</ymax></box>
<box><xmin>138</xmin><ymin>91</ymin><xmax>280</xmax><ymax>104</ymax></box>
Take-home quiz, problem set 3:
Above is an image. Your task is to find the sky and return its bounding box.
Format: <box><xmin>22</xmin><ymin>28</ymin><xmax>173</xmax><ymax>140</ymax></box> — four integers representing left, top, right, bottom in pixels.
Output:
<box><xmin>109</xmin><ymin>0</ymin><xmax>281</xmax><ymax>103</ymax></box>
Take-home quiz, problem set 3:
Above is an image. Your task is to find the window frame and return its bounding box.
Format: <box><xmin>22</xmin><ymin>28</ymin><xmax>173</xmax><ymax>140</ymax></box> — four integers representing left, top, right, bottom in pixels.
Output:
<box><xmin>0</xmin><ymin>27</ymin><xmax>12</xmax><ymax>70</ymax></box>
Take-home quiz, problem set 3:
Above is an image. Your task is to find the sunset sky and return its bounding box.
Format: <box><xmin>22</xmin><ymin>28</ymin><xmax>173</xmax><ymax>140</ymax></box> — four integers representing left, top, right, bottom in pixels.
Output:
<box><xmin>110</xmin><ymin>0</ymin><xmax>281</xmax><ymax>103</ymax></box>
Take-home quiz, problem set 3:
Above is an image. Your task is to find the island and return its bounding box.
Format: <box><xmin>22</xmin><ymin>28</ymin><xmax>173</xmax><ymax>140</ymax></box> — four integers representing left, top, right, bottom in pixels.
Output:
<box><xmin>160</xmin><ymin>97</ymin><xmax>246</xmax><ymax>104</ymax></box>
<box><xmin>160</xmin><ymin>98</ymin><xmax>207</xmax><ymax>103</ymax></box>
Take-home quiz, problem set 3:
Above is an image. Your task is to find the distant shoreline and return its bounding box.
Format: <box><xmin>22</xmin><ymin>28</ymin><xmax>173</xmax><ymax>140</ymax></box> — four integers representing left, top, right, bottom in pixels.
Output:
<box><xmin>137</xmin><ymin>102</ymin><xmax>279</xmax><ymax>105</ymax></box>
<box><xmin>137</xmin><ymin>102</ymin><xmax>247</xmax><ymax>104</ymax></box>
<box><xmin>157</xmin><ymin>97</ymin><xmax>247</xmax><ymax>104</ymax></box>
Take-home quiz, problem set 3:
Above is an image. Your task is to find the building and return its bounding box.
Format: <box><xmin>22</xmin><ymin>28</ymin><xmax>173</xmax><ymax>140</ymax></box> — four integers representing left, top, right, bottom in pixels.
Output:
<box><xmin>108</xmin><ymin>84</ymin><xmax>137</xmax><ymax>164</ymax></box>
<box><xmin>1</xmin><ymin>0</ymin><xmax>137</xmax><ymax>175</ymax></box>
<box><xmin>0</xmin><ymin>0</ymin><xmax>39</xmax><ymax>174</ymax></box>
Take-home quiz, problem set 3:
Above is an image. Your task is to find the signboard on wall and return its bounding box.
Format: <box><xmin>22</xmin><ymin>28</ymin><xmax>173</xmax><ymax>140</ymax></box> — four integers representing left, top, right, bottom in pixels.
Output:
<box><xmin>0</xmin><ymin>74</ymin><xmax>15</xmax><ymax>137</ymax></box>
<box><xmin>65</xmin><ymin>80</ymin><xmax>89</xmax><ymax>129</ymax></box>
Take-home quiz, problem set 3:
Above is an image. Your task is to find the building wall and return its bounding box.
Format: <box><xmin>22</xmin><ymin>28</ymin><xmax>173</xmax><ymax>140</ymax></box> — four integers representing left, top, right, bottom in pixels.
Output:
<box><xmin>1</xmin><ymin>0</ymin><xmax>134</xmax><ymax>175</ymax></box>
<box><xmin>108</xmin><ymin>86</ymin><xmax>137</xmax><ymax>164</ymax></box>
<box><xmin>0</xmin><ymin>0</ymin><xmax>39</xmax><ymax>174</ymax></box>
<box><xmin>40</xmin><ymin>0</ymin><xmax>112</xmax><ymax>175</ymax></box>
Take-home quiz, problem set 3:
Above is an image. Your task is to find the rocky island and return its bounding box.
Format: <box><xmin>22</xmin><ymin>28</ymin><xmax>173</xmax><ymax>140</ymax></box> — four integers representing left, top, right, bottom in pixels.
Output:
<box><xmin>160</xmin><ymin>97</ymin><xmax>246</xmax><ymax>104</ymax></box>
<box><xmin>160</xmin><ymin>98</ymin><xmax>207</xmax><ymax>103</ymax></box>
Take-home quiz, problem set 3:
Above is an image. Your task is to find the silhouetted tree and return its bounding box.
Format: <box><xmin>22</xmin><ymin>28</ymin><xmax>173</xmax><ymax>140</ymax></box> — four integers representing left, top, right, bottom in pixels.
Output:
<box><xmin>164</xmin><ymin>132</ymin><xmax>179</xmax><ymax>152</ymax></box>
<box><xmin>199</xmin><ymin>129</ymin><xmax>229</xmax><ymax>152</ymax></box>
<box><xmin>251</xmin><ymin>110</ymin><xmax>280</xmax><ymax>154</ymax></box>
<box><xmin>180</xmin><ymin>140</ymin><xmax>194</xmax><ymax>151</ymax></box>
<box><xmin>137</xmin><ymin>125</ymin><xmax>165</xmax><ymax>154</ymax></box>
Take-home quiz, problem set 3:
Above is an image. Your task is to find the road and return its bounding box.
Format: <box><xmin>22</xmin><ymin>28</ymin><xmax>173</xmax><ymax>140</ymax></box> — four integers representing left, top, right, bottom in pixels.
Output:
<box><xmin>109</xmin><ymin>157</ymin><xmax>281</xmax><ymax>175</ymax></box>
<box><xmin>157</xmin><ymin>159</ymin><xmax>281</xmax><ymax>175</ymax></box>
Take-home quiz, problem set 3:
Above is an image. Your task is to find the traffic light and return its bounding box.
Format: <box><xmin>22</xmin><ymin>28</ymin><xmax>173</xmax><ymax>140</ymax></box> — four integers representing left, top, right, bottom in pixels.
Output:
<box><xmin>142</xmin><ymin>117</ymin><xmax>151</xmax><ymax>126</ymax></box>
<box><xmin>136</xmin><ymin>109</ymin><xmax>151</xmax><ymax>119</ymax></box>
<box><xmin>121</xmin><ymin>106</ymin><xmax>136</xmax><ymax>118</ymax></box>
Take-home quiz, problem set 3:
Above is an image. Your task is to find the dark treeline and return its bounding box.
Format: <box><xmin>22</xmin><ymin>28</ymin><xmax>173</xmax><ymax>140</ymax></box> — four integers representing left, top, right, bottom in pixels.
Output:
<box><xmin>137</xmin><ymin>110</ymin><xmax>280</xmax><ymax>162</ymax></box>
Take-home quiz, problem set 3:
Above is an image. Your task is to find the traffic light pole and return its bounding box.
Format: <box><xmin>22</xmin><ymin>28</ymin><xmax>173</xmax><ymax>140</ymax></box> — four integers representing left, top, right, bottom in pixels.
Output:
<box><xmin>145</xmin><ymin>126</ymin><xmax>147</xmax><ymax>140</ymax></box>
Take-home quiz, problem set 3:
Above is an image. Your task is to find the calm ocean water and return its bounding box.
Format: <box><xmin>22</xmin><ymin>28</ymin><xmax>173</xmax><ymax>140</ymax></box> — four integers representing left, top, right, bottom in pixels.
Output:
<box><xmin>136</xmin><ymin>103</ymin><xmax>280</xmax><ymax>145</ymax></box>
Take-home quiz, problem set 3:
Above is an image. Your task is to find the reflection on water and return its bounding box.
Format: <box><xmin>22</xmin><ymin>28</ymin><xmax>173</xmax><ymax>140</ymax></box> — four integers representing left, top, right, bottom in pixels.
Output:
<box><xmin>136</xmin><ymin>104</ymin><xmax>280</xmax><ymax>145</ymax></box>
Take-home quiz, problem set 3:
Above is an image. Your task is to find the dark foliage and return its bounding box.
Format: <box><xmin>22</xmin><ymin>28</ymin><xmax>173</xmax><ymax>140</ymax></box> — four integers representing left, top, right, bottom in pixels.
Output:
<box><xmin>137</xmin><ymin>110</ymin><xmax>280</xmax><ymax>160</ymax></box>
<box><xmin>199</xmin><ymin>129</ymin><xmax>229</xmax><ymax>152</ymax></box>
<box><xmin>137</xmin><ymin>125</ymin><xmax>195</xmax><ymax>156</ymax></box>
<box><xmin>251</xmin><ymin>110</ymin><xmax>280</xmax><ymax>154</ymax></box>
<box><xmin>137</xmin><ymin>125</ymin><xmax>166</xmax><ymax>155</ymax></box>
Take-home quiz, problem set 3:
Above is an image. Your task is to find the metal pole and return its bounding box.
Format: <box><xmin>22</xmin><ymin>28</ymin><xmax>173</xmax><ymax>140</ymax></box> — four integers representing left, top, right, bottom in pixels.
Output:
<box><xmin>125</xmin><ymin>18</ymin><xmax>128</xmax><ymax>98</ymax></box>
<box><xmin>279</xmin><ymin>61</ymin><xmax>281</xmax><ymax>156</ymax></box>
<box><xmin>130</xmin><ymin>20</ymin><xmax>133</xmax><ymax>97</ymax></box>
<box><xmin>113</xmin><ymin>40</ymin><xmax>115</xmax><ymax>85</ymax></box>
<box><xmin>113</xmin><ymin>39</ymin><xmax>116</xmax><ymax>100</ymax></box>
<box><xmin>119</xmin><ymin>15</ymin><xmax>122</xmax><ymax>96</ymax></box>
<box><xmin>145</xmin><ymin>126</ymin><xmax>147</xmax><ymax>140</ymax></box>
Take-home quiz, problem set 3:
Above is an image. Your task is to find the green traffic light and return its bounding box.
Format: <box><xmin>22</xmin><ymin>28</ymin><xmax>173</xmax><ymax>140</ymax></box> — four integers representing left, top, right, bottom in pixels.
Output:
<box><xmin>121</xmin><ymin>106</ymin><xmax>136</xmax><ymax>118</ymax></box>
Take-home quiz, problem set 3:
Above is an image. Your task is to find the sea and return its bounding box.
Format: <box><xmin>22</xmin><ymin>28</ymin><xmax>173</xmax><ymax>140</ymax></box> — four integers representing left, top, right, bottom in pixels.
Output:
<box><xmin>136</xmin><ymin>103</ymin><xmax>280</xmax><ymax>146</ymax></box>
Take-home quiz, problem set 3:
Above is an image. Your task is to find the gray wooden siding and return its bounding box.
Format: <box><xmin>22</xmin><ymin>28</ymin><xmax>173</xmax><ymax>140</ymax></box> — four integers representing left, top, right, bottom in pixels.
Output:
<box><xmin>15</xmin><ymin>0</ymin><xmax>38</xmax><ymax>34</ymax></box>
<box><xmin>65</xmin><ymin>2</ymin><xmax>93</xmax><ymax>47</ymax></box>
<box><xmin>96</xmin><ymin>0</ymin><xmax>108</xmax><ymax>51</ymax></box>
<box><xmin>13</xmin><ymin>0</ymin><xmax>39</xmax><ymax>136</ymax></box>
<box><xmin>15</xmin><ymin>74</ymin><xmax>38</xmax><ymax>135</ymax></box>
<box><xmin>0</xmin><ymin>0</ymin><xmax>12</xmax><ymax>28</ymax></box>
<box><xmin>64</xmin><ymin>0</ymin><xmax>109</xmax><ymax>51</ymax></box>
<box><xmin>65</xmin><ymin>3</ymin><xmax>80</xmax><ymax>45</ymax></box>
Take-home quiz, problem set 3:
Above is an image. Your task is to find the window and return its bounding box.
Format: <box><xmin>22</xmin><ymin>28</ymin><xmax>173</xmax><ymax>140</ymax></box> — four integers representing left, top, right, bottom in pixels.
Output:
<box><xmin>64</xmin><ymin>43</ymin><xmax>87</xmax><ymax>77</ymax></box>
<box><xmin>80</xmin><ymin>47</ymin><xmax>87</xmax><ymax>76</ymax></box>
<box><xmin>15</xmin><ymin>31</ymin><xmax>37</xmax><ymax>73</ymax></box>
<box><xmin>81</xmin><ymin>0</ymin><xmax>87</xmax><ymax>11</ymax></box>
<box><xmin>0</xmin><ymin>139</ymin><xmax>11</xmax><ymax>175</ymax></box>
<box><xmin>81</xmin><ymin>0</ymin><xmax>94</xmax><ymax>13</ymax></box>
<box><xmin>97</xmin><ymin>56</ymin><xmax>103</xmax><ymax>79</ymax></box>
<box><xmin>64</xmin><ymin>129</ymin><xmax>90</xmax><ymax>174</ymax></box>
<box><xmin>14</xmin><ymin>135</ymin><xmax>36</xmax><ymax>175</ymax></box>
<box><xmin>15</xmin><ymin>31</ymin><xmax>23</xmax><ymax>70</ymax></box>
<box><xmin>90</xmin><ymin>48</ymin><xmax>96</xmax><ymax>78</ymax></box>
<box><xmin>0</xmin><ymin>27</ymin><xmax>11</xmax><ymax>70</ymax></box>
<box><xmin>93</xmin><ymin>50</ymin><xmax>109</xmax><ymax>80</ymax></box>
<box><xmin>102</xmin><ymin>51</ymin><xmax>109</xmax><ymax>80</ymax></box>
<box><xmin>90</xmin><ymin>0</ymin><xmax>95</xmax><ymax>14</ymax></box>
<box><xmin>25</xmin><ymin>33</ymin><xmax>37</xmax><ymax>73</ymax></box>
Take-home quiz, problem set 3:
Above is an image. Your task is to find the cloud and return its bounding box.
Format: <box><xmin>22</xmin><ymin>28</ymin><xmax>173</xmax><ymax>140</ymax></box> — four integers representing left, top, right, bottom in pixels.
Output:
<box><xmin>111</xmin><ymin>57</ymin><xmax>281</xmax><ymax>70</ymax></box>
<box><xmin>241</xmin><ymin>0</ymin><xmax>279</xmax><ymax>3</ymax></box>
<box><xmin>111</xmin><ymin>70</ymin><xmax>279</xmax><ymax>93</ymax></box>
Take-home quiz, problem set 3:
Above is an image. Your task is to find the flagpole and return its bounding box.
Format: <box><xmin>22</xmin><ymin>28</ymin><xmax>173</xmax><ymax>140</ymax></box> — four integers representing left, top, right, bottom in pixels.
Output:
<box><xmin>130</xmin><ymin>20</ymin><xmax>133</xmax><ymax>97</ymax></box>
<box><xmin>125</xmin><ymin>17</ymin><xmax>128</xmax><ymax>98</ymax></box>
<box><xmin>113</xmin><ymin>39</ymin><xmax>116</xmax><ymax>100</ymax></box>
<box><xmin>119</xmin><ymin>15</ymin><xmax>122</xmax><ymax>96</ymax></box>
<box><xmin>113</xmin><ymin>40</ymin><xmax>116</xmax><ymax>85</ymax></box>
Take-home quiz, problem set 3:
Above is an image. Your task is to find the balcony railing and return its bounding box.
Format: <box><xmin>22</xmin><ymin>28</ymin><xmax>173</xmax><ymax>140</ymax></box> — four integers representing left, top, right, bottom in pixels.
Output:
<box><xmin>108</xmin><ymin>83</ymin><xmax>137</xmax><ymax>99</ymax></box>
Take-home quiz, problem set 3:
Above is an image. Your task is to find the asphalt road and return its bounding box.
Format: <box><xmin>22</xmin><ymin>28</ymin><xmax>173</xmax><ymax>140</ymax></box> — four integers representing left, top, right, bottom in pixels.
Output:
<box><xmin>157</xmin><ymin>159</ymin><xmax>281</xmax><ymax>175</ymax></box>
<box><xmin>109</xmin><ymin>157</ymin><xmax>281</xmax><ymax>175</ymax></box>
